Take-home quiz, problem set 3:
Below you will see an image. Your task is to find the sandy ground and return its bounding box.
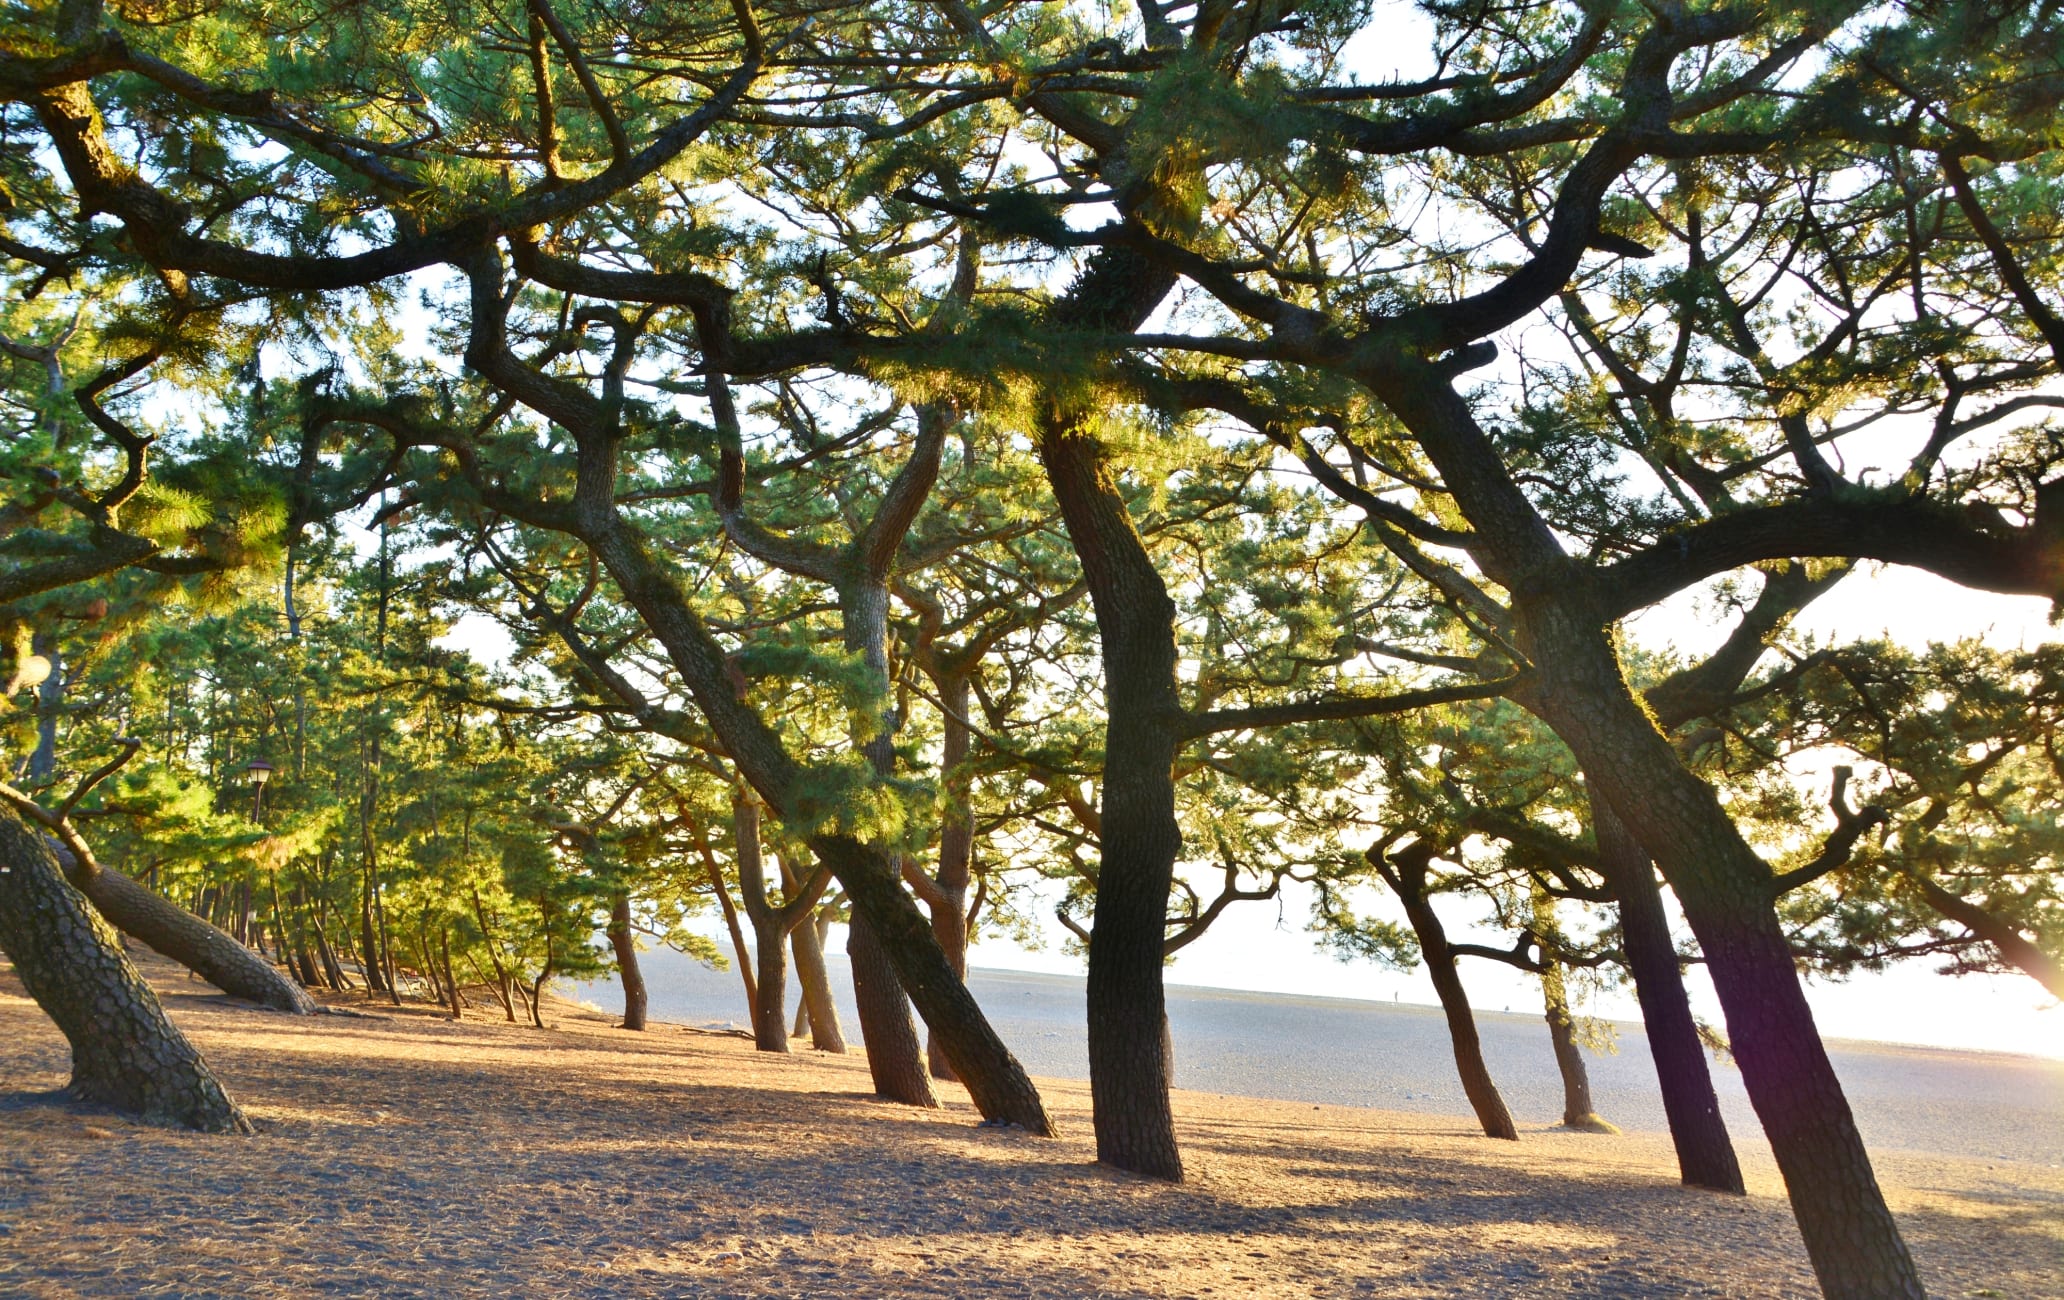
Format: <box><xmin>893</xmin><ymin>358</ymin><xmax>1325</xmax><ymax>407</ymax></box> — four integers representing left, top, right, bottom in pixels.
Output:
<box><xmin>1</xmin><ymin>955</ymin><xmax>2058</xmax><ymax>1299</ymax></box>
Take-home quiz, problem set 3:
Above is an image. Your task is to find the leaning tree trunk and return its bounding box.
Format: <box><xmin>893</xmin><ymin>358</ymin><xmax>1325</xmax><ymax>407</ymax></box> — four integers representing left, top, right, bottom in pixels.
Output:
<box><xmin>57</xmin><ymin>847</ymin><xmax>316</xmax><ymax>1015</ymax></box>
<box><xmin>809</xmin><ymin>833</ymin><xmax>1051</xmax><ymax>1132</ymax></box>
<box><xmin>606</xmin><ymin>891</ymin><xmax>647</xmax><ymax>1031</ymax></box>
<box><xmin>1527</xmin><ymin>604</ymin><xmax>1922</xmax><ymax>1298</ymax></box>
<box><xmin>849</xmin><ymin>911</ymin><xmax>938</xmax><ymax>1105</ymax></box>
<box><xmin>0</xmin><ymin>807</ymin><xmax>250</xmax><ymax>1132</ymax></box>
<box><xmin>838</xmin><ymin>579</ymin><xmax>944</xmax><ymax>1104</ymax></box>
<box><xmin>781</xmin><ymin>863</ymin><xmax>844</xmax><ymax>1054</ymax></box>
<box><xmin>1384</xmin><ymin>847</ymin><xmax>1518</xmax><ymax>1141</ymax></box>
<box><xmin>310</xmin><ymin>905</ymin><xmax>351</xmax><ymax>991</ymax></box>
<box><xmin>1593</xmin><ymin>797</ymin><xmax>1743</xmax><ymax>1191</ymax></box>
<box><xmin>575</xmin><ymin>497</ymin><xmax>1052</xmax><ymax>1134</ymax></box>
<box><xmin>1540</xmin><ymin>959</ymin><xmax>1615</xmax><ymax>1133</ymax></box>
<box><xmin>1367</xmin><ymin>364</ymin><xmax>1915</xmax><ymax>1295</ymax></box>
<box><xmin>922</xmin><ymin>670</ymin><xmax>976</xmax><ymax>1081</ymax></box>
<box><xmin>692</xmin><ymin>819</ymin><xmax>759</xmax><ymax>1028</ymax></box>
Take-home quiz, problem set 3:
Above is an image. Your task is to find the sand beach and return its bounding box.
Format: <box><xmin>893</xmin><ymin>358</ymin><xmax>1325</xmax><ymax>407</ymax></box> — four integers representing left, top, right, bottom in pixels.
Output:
<box><xmin>1</xmin><ymin>955</ymin><xmax>2058</xmax><ymax>1299</ymax></box>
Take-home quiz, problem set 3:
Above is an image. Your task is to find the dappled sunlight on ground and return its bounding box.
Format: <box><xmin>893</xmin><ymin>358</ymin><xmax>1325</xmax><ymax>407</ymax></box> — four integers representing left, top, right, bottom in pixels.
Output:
<box><xmin>1</xmin><ymin>952</ymin><xmax>2056</xmax><ymax>1298</ymax></box>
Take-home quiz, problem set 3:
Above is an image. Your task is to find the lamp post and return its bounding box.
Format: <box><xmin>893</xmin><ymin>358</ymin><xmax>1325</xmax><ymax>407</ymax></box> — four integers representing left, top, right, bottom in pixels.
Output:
<box><xmin>246</xmin><ymin>759</ymin><xmax>274</xmax><ymax>822</ymax></box>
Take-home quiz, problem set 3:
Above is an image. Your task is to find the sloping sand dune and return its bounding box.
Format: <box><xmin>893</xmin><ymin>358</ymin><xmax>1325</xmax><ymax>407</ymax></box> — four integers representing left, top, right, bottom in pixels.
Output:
<box><xmin>1</xmin><ymin>956</ymin><xmax>2057</xmax><ymax>1299</ymax></box>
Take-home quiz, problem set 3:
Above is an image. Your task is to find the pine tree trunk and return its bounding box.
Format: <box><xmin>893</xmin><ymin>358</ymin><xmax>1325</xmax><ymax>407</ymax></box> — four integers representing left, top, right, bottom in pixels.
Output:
<box><xmin>733</xmin><ymin>794</ymin><xmax>790</xmax><ymax>1052</ymax></box>
<box><xmin>781</xmin><ymin>863</ymin><xmax>844</xmax><ymax>1054</ymax></box>
<box><xmin>923</xmin><ymin>882</ymin><xmax>969</xmax><ymax>1079</ymax></box>
<box><xmin>576</xmin><ymin>494</ymin><xmax>1051</xmax><ymax>1134</ymax></box>
<box><xmin>0</xmin><ymin>806</ymin><xmax>249</xmax><ymax>1132</ymax></box>
<box><xmin>1039</xmin><ymin>408</ymin><xmax>1185</xmax><ymax>1181</ymax></box>
<box><xmin>695</xmin><ymin>825</ymin><xmax>759</xmax><ymax>1029</ymax></box>
<box><xmin>1524</xmin><ymin>604</ymin><xmax>1921</xmax><ymax>1298</ymax></box>
<box><xmin>925</xmin><ymin>671</ymin><xmax>975</xmax><ymax>1081</ymax></box>
<box><xmin>1540</xmin><ymin>959</ymin><xmax>1614</xmax><ymax>1133</ymax></box>
<box><xmin>469</xmin><ymin>889</ymin><xmax>516</xmax><ymax>1021</ymax></box>
<box><xmin>1367</xmin><ymin>365</ymin><xmax>1916</xmax><ymax>1295</ymax></box>
<box><xmin>607</xmin><ymin>891</ymin><xmax>647</xmax><ymax>1031</ymax></box>
<box><xmin>439</xmin><ymin>927</ymin><xmax>464</xmax><ymax>1018</ymax></box>
<box><xmin>310</xmin><ymin>906</ymin><xmax>350</xmax><ymax>991</ymax></box>
<box><xmin>837</xmin><ymin>580</ymin><xmax>943</xmax><ymax>1101</ymax></box>
<box><xmin>848</xmin><ymin>910</ymin><xmax>937</xmax><ymax>1106</ymax></box>
<box><xmin>359</xmin><ymin>867</ymin><xmax>386</xmax><ymax>995</ymax></box>
<box><xmin>58</xmin><ymin>848</ymin><xmax>316</xmax><ymax>1014</ymax></box>
<box><xmin>809</xmin><ymin>833</ymin><xmax>1051</xmax><ymax>1132</ymax></box>
<box><xmin>1593</xmin><ymin>798</ymin><xmax>1742</xmax><ymax>1190</ymax></box>
<box><xmin>1385</xmin><ymin>848</ymin><xmax>1518</xmax><ymax>1140</ymax></box>
<box><xmin>373</xmin><ymin>869</ymin><xmax>399</xmax><ymax>1005</ymax></box>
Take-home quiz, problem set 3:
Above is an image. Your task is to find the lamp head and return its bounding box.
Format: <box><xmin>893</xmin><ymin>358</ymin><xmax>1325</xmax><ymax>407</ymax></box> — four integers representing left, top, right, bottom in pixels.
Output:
<box><xmin>246</xmin><ymin>759</ymin><xmax>275</xmax><ymax>788</ymax></box>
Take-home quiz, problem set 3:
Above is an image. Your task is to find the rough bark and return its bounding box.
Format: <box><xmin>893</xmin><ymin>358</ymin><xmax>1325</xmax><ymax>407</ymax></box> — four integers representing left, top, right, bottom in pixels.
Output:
<box><xmin>919</xmin><ymin>671</ymin><xmax>974</xmax><ymax>1081</ymax></box>
<box><xmin>1525</xmin><ymin>602</ymin><xmax>1920</xmax><ymax>1297</ymax></box>
<box><xmin>1368</xmin><ymin>364</ymin><xmax>1921</xmax><ymax>1297</ymax></box>
<box><xmin>606</xmin><ymin>890</ymin><xmax>647</xmax><ymax>1030</ymax></box>
<box><xmin>849</xmin><ymin>910</ymin><xmax>938</xmax><ymax>1106</ymax></box>
<box><xmin>0</xmin><ymin>806</ymin><xmax>250</xmax><ymax>1132</ymax></box>
<box><xmin>63</xmin><ymin>852</ymin><xmax>316</xmax><ymax>1014</ymax></box>
<box><xmin>809</xmin><ymin>833</ymin><xmax>1052</xmax><ymax>1133</ymax></box>
<box><xmin>837</xmin><ymin>579</ymin><xmax>938</xmax><ymax>1103</ymax></box>
<box><xmin>1594</xmin><ymin>797</ymin><xmax>1744</xmax><ymax>1191</ymax></box>
<box><xmin>1032</xmin><ymin>239</ymin><xmax>1190</xmax><ymax>1179</ymax></box>
<box><xmin>1039</xmin><ymin>407</ymin><xmax>1186</xmax><ymax>1180</ymax></box>
<box><xmin>1379</xmin><ymin>844</ymin><xmax>1518</xmax><ymax>1141</ymax></box>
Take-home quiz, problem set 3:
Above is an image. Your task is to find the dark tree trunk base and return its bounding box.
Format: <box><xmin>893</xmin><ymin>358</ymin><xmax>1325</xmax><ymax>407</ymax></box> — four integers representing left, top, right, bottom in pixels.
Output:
<box><xmin>1595</xmin><ymin>801</ymin><xmax>1744</xmax><ymax>1193</ymax></box>
<box><xmin>607</xmin><ymin>892</ymin><xmax>647</xmax><ymax>1031</ymax></box>
<box><xmin>0</xmin><ymin>809</ymin><xmax>250</xmax><ymax>1133</ymax></box>
<box><xmin>848</xmin><ymin>912</ymin><xmax>938</xmax><ymax>1108</ymax></box>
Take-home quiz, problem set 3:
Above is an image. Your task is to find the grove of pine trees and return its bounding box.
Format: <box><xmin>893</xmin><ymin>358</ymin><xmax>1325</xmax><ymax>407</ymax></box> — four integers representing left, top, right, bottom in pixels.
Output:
<box><xmin>2</xmin><ymin>1</ymin><xmax>2059</xmax><ymax>1296</ymax></box>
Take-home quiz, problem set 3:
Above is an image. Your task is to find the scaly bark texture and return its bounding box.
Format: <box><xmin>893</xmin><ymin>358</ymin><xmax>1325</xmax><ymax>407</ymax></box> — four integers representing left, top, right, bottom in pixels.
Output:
<box><xmin>1524</xmin><ymin>602</ymin><xmax>1921</xmax><ymax>1298</ymax></box>
<box><xmin>0</xmin><ymin>807</ymin><xmax>250</xmax><ymax>1132</ymax></box>
<box><xmin>810</xmin><ymin>833</ymin><xmax>1050</xmax><ymax>1133</ymax></box>
<box><xmin>1041</xmin><ymin>416</ymin><xmax>1185</xmax><ymax>1177</ymax></box>
<box><xmin>849</xmin><ymin>911</ymin><xmax>938</xmax><ymax>1106</ymax></box>
<box><xmin>1594</xmin><ymin>797</ymin><xmax>1742</xmax><ymax>1191</ymax></box>
<box><xmin>1368</xmin><ymin>366</ymin><xmax>1921</xmax><ymax>1298</ymax></box>
<box><xmin>838</xmin><ymin>578</ymin><xmax>939</xmax><ymax>1105</ymax></box>
<box><xmin>1033</xmin><ymin>235</ymin><xmax>1190</xmax><ymax>1179</ymax></box>
<box><xmin>63</xmin><ymin>851</ymin><xmax>316</xmax><ymax>1015</ymax></box>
